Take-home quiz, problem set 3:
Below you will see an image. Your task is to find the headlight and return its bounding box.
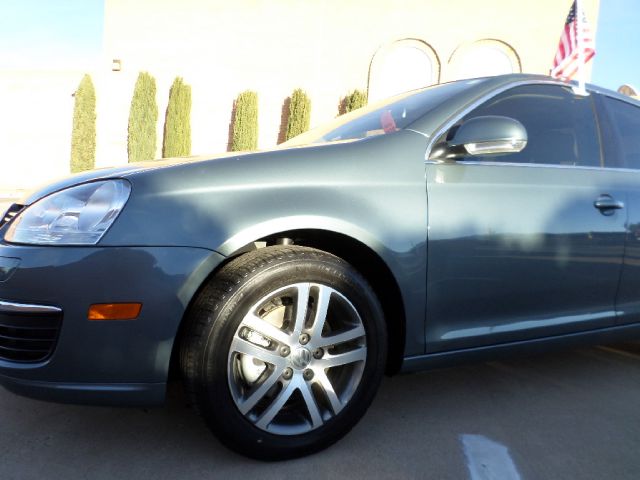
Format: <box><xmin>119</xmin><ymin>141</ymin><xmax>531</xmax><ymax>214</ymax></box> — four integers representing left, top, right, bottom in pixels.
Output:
<box><xmin>5</xmin><ymin>180</ymin><xmax>131</xmax><ymax>245</ymax></box>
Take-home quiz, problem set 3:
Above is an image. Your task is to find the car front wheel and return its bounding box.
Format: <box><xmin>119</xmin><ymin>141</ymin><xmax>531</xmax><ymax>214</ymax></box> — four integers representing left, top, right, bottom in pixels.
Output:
<box><xmin>180</xmin><ymin>246</ymin><xmax>387</xmax><ymax>460</ymax></box>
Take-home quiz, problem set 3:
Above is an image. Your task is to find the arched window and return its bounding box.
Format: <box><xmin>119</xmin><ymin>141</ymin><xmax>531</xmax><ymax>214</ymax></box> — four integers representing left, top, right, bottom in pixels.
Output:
<box><xmin>448</xmin><ymin>40</ymin><xmax>521</xmax><ymax>81</ymax></box>
<box><xmin>368</xmin><ymin>39</ymin><xmax>440</xmax><ymax>102</ymax></box>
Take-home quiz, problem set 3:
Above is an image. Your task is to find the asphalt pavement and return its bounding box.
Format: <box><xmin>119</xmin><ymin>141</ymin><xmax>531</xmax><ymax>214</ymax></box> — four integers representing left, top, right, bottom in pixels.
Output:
<box><xmin>1</xmin><ymin>343</ymin><xmax>640</xmax><ymax>480</ymax></box>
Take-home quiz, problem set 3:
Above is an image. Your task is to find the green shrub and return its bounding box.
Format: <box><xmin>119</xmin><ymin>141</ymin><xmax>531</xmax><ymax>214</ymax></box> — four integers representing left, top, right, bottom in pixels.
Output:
<box><xmin>231</xmin><ymin>90</ymin><xmax>258</xmax><ymax>151</ymax></box>
<box><xmin>285</xmin><ymin>88</ymin><xmax>311</xmax><ymax>141</ymax></box>
<box><xmin>162</xmin><ymin>77</ymin><xmax>192</xmax><ymax>158</ymax></box>
<box><xmin>70</xmin><ymin>74</ymin><xmax>96</xmax><ymax>173</ymax></box>
<box><xmin>339</xmin><ymin>89</ymin><xmax>368</xmax><ymax>115</ymax></box>
<box><xmin>128</xmin><ymin>72</ymin><xmax>158</xmax><ymax>162</ymax></box>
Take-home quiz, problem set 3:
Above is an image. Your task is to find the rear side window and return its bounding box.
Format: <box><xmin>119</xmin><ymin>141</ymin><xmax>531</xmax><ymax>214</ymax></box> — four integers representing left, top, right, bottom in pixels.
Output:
<box><xmin>598</xmin><ymin>96</ymin><xmax>640</xmax><ymax>169</ymax></box>
<box><xmin>462</xmin><ymin>85</ymin><xmax>601</xmax><ymax>167</ymax></box>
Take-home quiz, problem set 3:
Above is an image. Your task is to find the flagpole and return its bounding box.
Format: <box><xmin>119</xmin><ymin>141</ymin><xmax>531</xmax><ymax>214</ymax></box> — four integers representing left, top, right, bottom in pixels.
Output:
<box><xmin>576</xmin><ymin>0</ymin><xmax>586</xmax><ymax>94</ymax></box>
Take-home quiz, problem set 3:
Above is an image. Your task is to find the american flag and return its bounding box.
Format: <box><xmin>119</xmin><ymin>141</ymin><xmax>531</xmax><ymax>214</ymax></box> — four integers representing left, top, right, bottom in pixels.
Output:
<box><xmin>550</xmin><ymin>0</ymin><xmax>596</xmax><ymax>79</ymax></box>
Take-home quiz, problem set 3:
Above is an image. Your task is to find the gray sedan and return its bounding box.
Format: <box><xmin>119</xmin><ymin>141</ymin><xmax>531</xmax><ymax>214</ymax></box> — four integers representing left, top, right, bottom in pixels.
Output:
<box><xmin>1</xmin><ymin>73</ymin><xmax>639</xmax><ymax>460</ymax></box>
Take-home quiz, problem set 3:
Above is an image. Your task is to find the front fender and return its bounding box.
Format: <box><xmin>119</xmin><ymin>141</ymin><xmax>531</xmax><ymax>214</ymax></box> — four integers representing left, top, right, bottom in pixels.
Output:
<box><xmin>99</xmin><ymin>131</ymin><xmax>429</xmax><ymax>356</ymax></box>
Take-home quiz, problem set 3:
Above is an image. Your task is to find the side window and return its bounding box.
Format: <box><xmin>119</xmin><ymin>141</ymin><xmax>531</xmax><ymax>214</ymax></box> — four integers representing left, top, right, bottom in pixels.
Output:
<box><xmin>461</xmin><ymin>85</ymin><xmax>601</xmax><ymax>167</ymax></box>
<box><xmin>598</xmin><ymin>96</ymin><xmax>640</xmax><ymax>169</ymax></box>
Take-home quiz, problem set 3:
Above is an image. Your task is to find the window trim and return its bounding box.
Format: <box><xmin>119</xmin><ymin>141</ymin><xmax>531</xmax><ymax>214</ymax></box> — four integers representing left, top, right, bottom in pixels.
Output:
<box><xmin>424</xmin><ymin>80</ymin><xmax>599</xmax><ymax>166</ymax></box>
<box><xmin>591</xmin><ymin>91</ymin><xmax>607</xmax><ymax>169</ymax></box>
<box><xmin>450</xmin><ymin>161</ymin><xmax>640</xmax><ymax>174</ymax></box>
<box><xmin>590</xmin><ymin>88</ymin><xmax>640</xmax><ymax>109</ymax></box>
<box><xmin>453</xmin><ymin>161</ymin><xmax>607</xmax><ymax>171</ymax></box>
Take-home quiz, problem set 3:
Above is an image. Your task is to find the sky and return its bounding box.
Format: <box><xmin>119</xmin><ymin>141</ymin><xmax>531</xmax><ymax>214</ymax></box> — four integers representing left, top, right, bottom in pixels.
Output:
<box><xmin>0</xmin><ymin>0</ymin><xmax>104</xmax><ymax>70</ymax></box>
<box><xmin>591</xmin><ymin>0</ymin><xmax>640</xmax><ymax>91</ymax></box>
<box><xmin>0</xmin><ymin>0</ymin><xmax>637</xmax><ymax>91</ymax></box>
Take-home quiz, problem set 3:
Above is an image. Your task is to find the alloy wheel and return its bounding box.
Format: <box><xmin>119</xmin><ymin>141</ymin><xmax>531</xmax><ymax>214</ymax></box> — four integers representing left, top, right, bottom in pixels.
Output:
<box><xmin>227</xmin><ymin>282</ymin><xmax>367</xmax><ymax>435</ymax></box>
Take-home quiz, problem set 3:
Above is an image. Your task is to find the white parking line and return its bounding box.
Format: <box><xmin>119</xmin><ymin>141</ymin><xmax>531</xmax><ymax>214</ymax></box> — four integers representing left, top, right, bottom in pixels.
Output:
<box><xmin>461</xmin><ymin>434</ymin><xmax>522</xmax><ymax>480</ymax></box>
<box><xmin>596</xmin><ymin>345</ymin><xmax>640</xmax><ymax>361</ymax></box>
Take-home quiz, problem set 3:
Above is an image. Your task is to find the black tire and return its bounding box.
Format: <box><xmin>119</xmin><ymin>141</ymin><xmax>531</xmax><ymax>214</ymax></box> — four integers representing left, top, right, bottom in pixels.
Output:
<box><xmin>180</xmin><ymin>245</ymin><xmax>387</xmax><ymax>460</ymax></box>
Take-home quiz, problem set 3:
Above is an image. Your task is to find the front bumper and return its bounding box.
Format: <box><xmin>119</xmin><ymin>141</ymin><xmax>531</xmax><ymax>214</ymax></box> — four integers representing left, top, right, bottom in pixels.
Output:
<box><xmin>0</xmin><ymin>242</ymin><xmax>225</xmax><ymax>406</ymax></box>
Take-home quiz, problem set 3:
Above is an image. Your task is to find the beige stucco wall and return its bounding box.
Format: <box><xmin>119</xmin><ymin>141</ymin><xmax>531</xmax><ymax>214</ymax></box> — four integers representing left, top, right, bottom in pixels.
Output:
<box><xmin>0</xmin><ymin>71</ymin><xmax>80</xmax><ymax>191</ymax></box>
<box><xmin>1</xmin><ymin>0</ymin><xmax>599</xmax><ymax>191</ymax></box>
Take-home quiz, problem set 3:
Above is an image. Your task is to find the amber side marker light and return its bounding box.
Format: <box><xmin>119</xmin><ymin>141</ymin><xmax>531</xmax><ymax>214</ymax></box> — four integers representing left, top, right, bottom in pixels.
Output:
<box><xmin>88</xmin><ymin>303</ymin><xmax>142</xmax><ymax>321</ymax></box>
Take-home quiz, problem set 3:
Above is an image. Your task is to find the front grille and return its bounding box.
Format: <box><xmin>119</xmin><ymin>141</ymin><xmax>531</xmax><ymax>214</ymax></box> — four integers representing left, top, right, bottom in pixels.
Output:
<box><xmin>1</xmin><ymin>204</ymin><xmax>25</xmax><ymax>229</ymax></box>
<box><xmin>0</xmin><ymin>309</ymin><xmax>62</xmax><ymax>362</ymax></box>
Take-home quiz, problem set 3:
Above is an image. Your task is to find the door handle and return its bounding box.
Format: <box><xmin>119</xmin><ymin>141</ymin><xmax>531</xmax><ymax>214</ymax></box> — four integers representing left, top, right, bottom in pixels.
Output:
<box><xmin>594</xmin><ymin>195</ymin><xmax>624</xmax><ymax>215</ymax></box>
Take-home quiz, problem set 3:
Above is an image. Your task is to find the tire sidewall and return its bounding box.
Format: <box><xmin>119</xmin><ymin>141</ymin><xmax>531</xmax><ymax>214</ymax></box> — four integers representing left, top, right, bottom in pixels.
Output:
<box><xmin>196</xmin><ymin>250</ymin><xmax>386</xmax><ymax>459</ymax></box>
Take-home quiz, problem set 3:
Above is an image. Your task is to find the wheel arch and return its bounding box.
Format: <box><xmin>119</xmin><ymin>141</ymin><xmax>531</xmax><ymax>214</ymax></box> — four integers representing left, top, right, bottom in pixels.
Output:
<box><xmin>169</xmin><ymin>227</ymin><xmax>406</xmax><ymax>379</ymax></box>
<box><xmin>260</xmin><ymin>229</ymin><xmax>406</xmax><ymax>375</ymax></box>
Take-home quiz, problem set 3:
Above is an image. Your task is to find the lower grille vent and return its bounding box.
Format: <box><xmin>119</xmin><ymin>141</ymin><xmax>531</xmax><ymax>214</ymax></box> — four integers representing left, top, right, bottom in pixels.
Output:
<box><xmin>0</xmin><ymin>310</ymin><xmax>62</xmax><ymax>362</ymax></box>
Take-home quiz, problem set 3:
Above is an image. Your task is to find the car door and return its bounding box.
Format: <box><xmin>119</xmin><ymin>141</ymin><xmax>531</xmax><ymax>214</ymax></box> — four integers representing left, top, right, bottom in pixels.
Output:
<box><xmin>425</xmin><ymin>83</ymin><xmax>627</xmax><ymax>353</ymax></box>
<box><xmin>595</xmin><ymin>94</ymin><xmax>640</xmax><ymax>325</ymax></box>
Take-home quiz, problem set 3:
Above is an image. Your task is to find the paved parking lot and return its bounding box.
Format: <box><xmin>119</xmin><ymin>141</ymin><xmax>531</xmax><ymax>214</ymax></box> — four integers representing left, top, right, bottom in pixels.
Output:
<box><xmin>1</xmin><ymin>343</ymin><xmax>640</xmax><ymax>480</ymax></box>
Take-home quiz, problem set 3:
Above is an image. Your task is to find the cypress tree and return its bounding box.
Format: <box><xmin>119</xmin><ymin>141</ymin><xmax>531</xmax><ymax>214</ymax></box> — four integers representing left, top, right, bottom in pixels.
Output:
<box><xmin>340</xmin><ymin>89</ymin><xmax>368</xmax><ymax>115</ymax></box>
<box><xmin>285</xmin><ymin>88</ymin><xmax>311</xmax><ymax>141</ymax></box>
<box><xmin>128</xmin><ymin>72</ymin><xmax>158</xmax><ymax>162</ymax></box>
<box><xmin>70</xmin><ymin>74</ymin><xmax>96</xmax><ymax>173</ymax></box>
<box><xmin>231</xmin><ymin>90</ymin><xmax>259</xmax><ymax>151</ymax></box>
<box><xmin>162</xmin><ymin>77</ymin><xmax>192</xmax><ymax>158</ymax></box>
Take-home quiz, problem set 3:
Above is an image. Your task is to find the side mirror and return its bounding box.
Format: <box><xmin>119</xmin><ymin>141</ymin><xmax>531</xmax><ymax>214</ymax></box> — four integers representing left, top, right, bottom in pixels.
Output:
<box><xmin>430</xmin><ymin>115</ymin><xmax>527</xmax><ymax>160</ymax></box>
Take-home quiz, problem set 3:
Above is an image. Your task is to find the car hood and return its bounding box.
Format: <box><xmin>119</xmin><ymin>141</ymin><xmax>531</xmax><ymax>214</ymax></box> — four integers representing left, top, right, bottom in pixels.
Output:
<box><xmin>18</xmin><ymin>154</ymin><xmax>240</xmax><ymax>205</ymax></box>
<box><xmin>18</xmin><ymin>136</ymin><xmax>402</xmax><ymax>207</ymax></box>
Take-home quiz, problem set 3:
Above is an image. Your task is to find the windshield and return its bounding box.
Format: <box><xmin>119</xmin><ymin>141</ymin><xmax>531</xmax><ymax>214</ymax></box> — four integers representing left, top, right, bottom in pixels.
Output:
<box><xmin>283</xmin><ymin>79</ymin><xmax>480</xmax><ymax>147</ymax></box>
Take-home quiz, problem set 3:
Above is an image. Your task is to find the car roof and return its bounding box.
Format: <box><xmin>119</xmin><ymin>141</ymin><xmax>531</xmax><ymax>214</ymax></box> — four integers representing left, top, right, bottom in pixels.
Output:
<box><xmin>407</xmin><ymin>73</ymin><xmax>640</xmax><ymax>136</ymax></box>
<box><xmin>477</xmin><ymin>73</ymin><xmax>640</xmax><ymax>107</ymax></box>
